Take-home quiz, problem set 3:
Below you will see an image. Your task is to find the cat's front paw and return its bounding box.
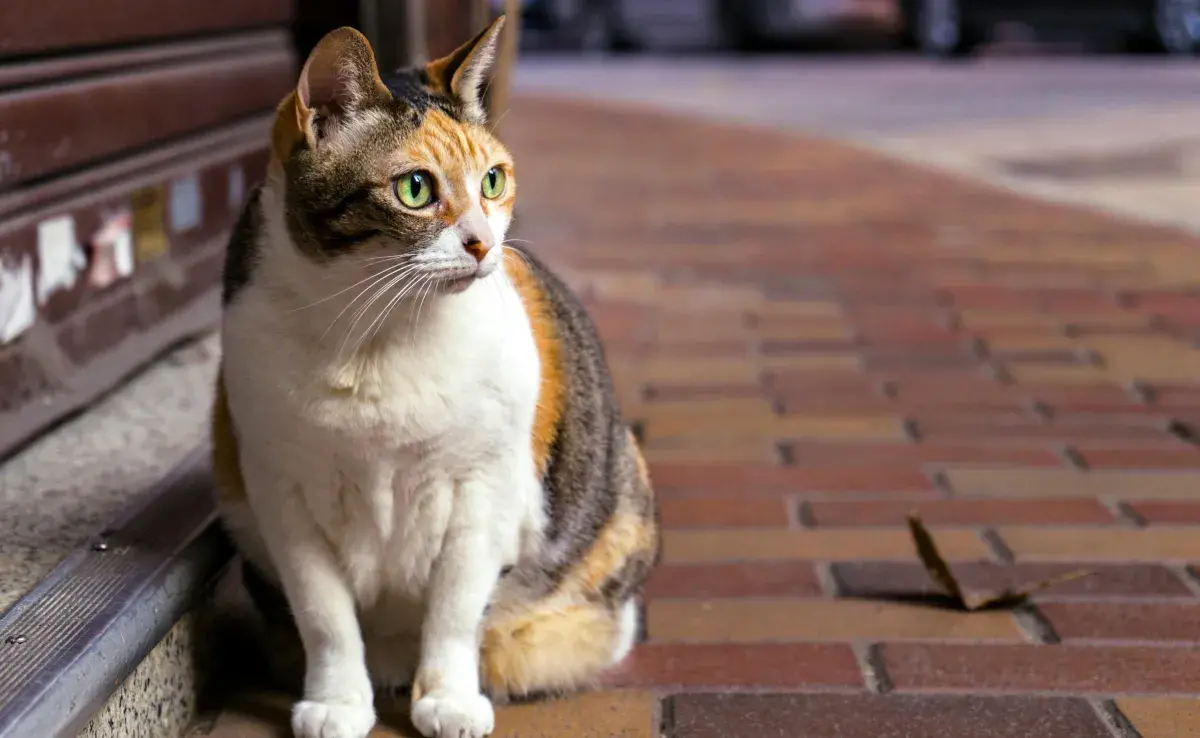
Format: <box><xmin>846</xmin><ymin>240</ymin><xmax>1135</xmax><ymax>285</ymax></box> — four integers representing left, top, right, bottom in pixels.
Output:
<box><xmin>292</xmin><ymin>699</ymin><xmax>376</xmax><ymax>738</ymax></box>
<box><xmin>411</xmin><ymin>689</ymin><xmax>494</xmax><ymax>738</ymax></box>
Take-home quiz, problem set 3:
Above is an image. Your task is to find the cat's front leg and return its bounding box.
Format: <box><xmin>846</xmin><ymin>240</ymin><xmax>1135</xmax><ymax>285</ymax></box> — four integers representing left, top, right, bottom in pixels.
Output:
<box><xmin>410</xmin><ymin>473</ymin><xmax>509</xmax><ymax>738</ymax></box>
<box><xmin>246</xmin><ymin>470</ymin><xmax>375</xmax><ymax>738</ymax></box>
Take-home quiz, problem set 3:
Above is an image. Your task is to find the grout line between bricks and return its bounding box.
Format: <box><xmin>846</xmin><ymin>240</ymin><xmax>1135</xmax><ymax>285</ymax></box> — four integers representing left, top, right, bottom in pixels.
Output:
<box><xmin>658</xmin><ymin>693</ymin><xmax>675</xmax><ymax>738</ymax></box>
<box><xmin>1013</xmin><ymin>603</ymin><xmax>1060</xmax><ymax>645</ymax></box>
<box><xmin>901</xmin><ymin>418</ymin><xmax>922</xmax><ymax>442</ymax></box>
<box><xmin>1168</xmin><ymin>564</ymin><xmax>1200</xmax><ymax>597</ymax></box>
<box><xmin>980</xmin><ymin>528</ymin><xmax>1016</xmax><ymax>564</ymax></box>
<box><xmin>928</xmin><ymin>469</ymin><xmax>954</xmax><ymax>497</ymax></box>
<box><xmin>1029</xmin><ymin>400</ymin><xmax>1054</xmax><ymax>422</ymax></box>
<box><xmin>1091</xmin><ymin>699</ymin><xmax>1143</xmax><ymax>738</ymax></box>
<box><xmin>815</xmin><ymin>561</ymin><xmax>842</xmax><ymax>597</ymax></box>
<box><xmin>793</xmin><ymin>499</ymin><xmax>816</xmax><ymax>529</ymax></box>
<box><xmin>1062</xmin><ymin>445</ymin><xmax>1089</xmax><ymax>470</ymax></box>
<box><xmin>1168</xmin><ymin>418</ymin><xmax>1199</xmax><ymax>446</ymax></box>
<box><xmin>776</xmin><ymin>442</ymin><xmax>796</xmax><ymax>466</ymax></box>
<box><xmin>1102</xmin><ymin>498</ymin><xmax>1146</xmax><ymax>527</ymax></box>
<box><xmin>851</xmin><ymin>642</ymin><xmax>894</xmax><ymax>695</ymax></box>
<box><xmin>1128</xmin><ymin>381</ymin><xmax>1153</xmax><ymax>404</ymax></box>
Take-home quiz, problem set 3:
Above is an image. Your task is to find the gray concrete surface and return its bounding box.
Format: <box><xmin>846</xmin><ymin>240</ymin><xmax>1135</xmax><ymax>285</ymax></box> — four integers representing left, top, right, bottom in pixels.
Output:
<box><xmin>0</xmin><ymin>334</ymin><xmax>218</xmax><ymax>610</ymax></box>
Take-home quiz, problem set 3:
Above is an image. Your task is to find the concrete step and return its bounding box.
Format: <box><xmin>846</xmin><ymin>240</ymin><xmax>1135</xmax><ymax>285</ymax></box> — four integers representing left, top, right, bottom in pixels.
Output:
<box><xmin>0</xmin><ymin>445</ymin><xmax>233</xmax><ymax>738</ymax></box>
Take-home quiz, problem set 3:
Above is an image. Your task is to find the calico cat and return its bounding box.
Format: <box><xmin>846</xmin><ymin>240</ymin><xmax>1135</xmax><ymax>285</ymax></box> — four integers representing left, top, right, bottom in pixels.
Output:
<box><xmin>210</xmin><ymin>14</ymin><xmax>658</xmax><ymax>738</ymax></box>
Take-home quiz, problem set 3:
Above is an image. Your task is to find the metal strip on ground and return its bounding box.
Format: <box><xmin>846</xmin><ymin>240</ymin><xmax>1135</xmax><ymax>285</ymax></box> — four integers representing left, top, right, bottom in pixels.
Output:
<box><xmin>0</xmin><ymin>444</ymin><xmax>231</xmax><ymax>738</ymax></box>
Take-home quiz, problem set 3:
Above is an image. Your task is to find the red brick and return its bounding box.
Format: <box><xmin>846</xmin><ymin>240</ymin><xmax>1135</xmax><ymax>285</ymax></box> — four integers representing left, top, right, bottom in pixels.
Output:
<box><xmin>769</xmin><ymin>370</ymin><xmax>881</xmax><ymax>398</ymax></box>
<box><xmin>640</xmin><ymin>340</ymin><xmax>754</xmax><ymax>358</ymax></box>
<box><xmin>849</xmin><ymin>311</ymin><xmax>956</xmax><ymax>341</ymax></box>
<box><xmin>605</xmin><ymin>643</ymin><xmax>862</xmax><ymax>689</ymax></box>
<box><xmin>646</xmin><ymin>382</ymin><xmax>767</xmax><ymax>402</ymax></box>
<box><xmin>760</xmin><ymin>340</ymin><xmax>858</xmax><ymax>356</ymax></box>
<box><xmin>887</xmin><ymin>376</ymin><xmax>1027</xmax><ymax>403</ymax></box>
<box><xmin>1129</xmin><ymin>501</ymin><xmax>1200</xmax><ymax>524</ymax></box>
<box><xmin>778</xmin><ymin>393</ymin><xmax>898</xmax><ymax>415</ymax></box>
<box><xmin>650</xmin><ymin>464</ymin><xmax>934</xmax><ymax>497</ymax></box>
<box><xmin>1039</xmin><ymin>602</ymin><xmax>1200</xmax><ymax>643</ymax></box>
<box><xmin>884</xmin><ymin>643</ymin><xmax>1200</xmax><ymax>694</ymax></box>
<box><xmin>833</xmin><ymin>562</ymin><xmax>1193</xmax><ymax>599</ymax></box>
<box><xmin>788</xmin><ymin>441</ymin><xmax>1066</xmax><ymax>467</ymax></box>
<box><xmin>658</xmin><ymin>497</ymin><xmax>789</xmax><ymax>528</ymax></box>
<box><xmin>992</xmin><ymin>349</ymin><xmax>1089</xmax><ymax>367</ymax></box>
<box><xmin>1128</xmin><ymin>292</ymin><xmax>1200</xmax><ymax>319</ymax></box>
<box><xmin>1075</xmin><ymin>447</ymin><xmax>1200</xmax><ymax>469</ymax></box>
<box><xmin>1147</xmin><ymin>383</ymin><xmax>1200</xmax><ymax>408</ymax></box>
<box><xmin>809</xmin><ymin>499</ymin><xmax>1115</xmax><ymax>527</ymax></box>
<box><xmin>645</xmin><ymin>562</ymin><xmax>823</xmax><ymax>600</ymax></box>
<box><xmin>1027</xmin><ymin>384</ymin><xmax>1144</xmax><ymax>413</ymax></box>
<box><xmin>669</xmin><ymin>693</ymin><xmax>1112</xmax><ymax>738</ymax></box>
<box><xmin>914</xmin><ymin>416</ymin><xmax>1172</xmax><ymax>443</ymax></box>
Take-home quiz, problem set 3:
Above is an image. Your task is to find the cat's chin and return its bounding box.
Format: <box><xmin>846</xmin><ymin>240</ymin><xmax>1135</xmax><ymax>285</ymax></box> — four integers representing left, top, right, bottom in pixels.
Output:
<box><xmin>436</xmin><ymin>272</ymin><xmax>482</xmax><ymax>296</ymax></box>
<box><xmin>441</xmin><ymin>274</ymin><xmax>478</xmax><ymax>294</ymax></box>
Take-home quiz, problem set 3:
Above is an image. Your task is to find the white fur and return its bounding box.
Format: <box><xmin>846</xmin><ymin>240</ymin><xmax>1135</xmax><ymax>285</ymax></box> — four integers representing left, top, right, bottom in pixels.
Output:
<box><xmin>611</xmin><ymin>599</ymin><xmax>640</xmax><ymax>665</ymax></box>
<box><xmin>220</xmin><ymin>176</ymin><xmax>542</xmax><ymax>738</ymax></box>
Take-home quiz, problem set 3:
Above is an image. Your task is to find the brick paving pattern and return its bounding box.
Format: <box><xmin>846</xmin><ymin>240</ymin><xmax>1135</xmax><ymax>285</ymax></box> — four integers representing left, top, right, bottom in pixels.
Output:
<box><xmin>195</xmin><ymin>97</ymin><xmax>1200</xmax><ymax>737</ymax></box>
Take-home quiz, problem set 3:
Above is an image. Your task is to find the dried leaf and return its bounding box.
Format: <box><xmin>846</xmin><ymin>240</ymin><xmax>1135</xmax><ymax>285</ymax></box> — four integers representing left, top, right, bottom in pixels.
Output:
<box><xmin>906</xmin><ymin>514</ymin><xmax>1094</xmax><ymax>612</ymax></box>
<box><xmin>906</xmin><ymin>514</ymin><xmax>966</xmax><ymax>603</ymax></box>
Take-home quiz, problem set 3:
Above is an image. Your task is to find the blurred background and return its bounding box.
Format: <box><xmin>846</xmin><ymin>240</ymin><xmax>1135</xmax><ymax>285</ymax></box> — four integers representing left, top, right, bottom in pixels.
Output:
<box><xmin>503</xmin><ymin>0</ymin><xmax>1199</xmax><ymax>55</ymax></box>
<box><xmin>2</xmin><ymin>1</ymin><xmax>1200</xmax><ymax>736</ymax></box>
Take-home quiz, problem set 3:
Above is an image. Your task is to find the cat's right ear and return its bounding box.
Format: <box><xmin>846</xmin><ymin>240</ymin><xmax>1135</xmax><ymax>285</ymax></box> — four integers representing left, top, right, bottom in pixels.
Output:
<box><xmin>272</xmin><ymin>27</ymin><xmax>390</xmax><ymax>159</ymax></box>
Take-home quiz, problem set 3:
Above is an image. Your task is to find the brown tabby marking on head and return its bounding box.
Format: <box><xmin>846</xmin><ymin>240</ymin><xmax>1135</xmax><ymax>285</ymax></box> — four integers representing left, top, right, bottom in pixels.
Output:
<box><xmin>272</xmin><ymin>27</ymin><xmax>390</xmax><ymax>162</ymax></box>
<box><xmin>503</xmin><ymin>248</ymin><xmax>563</xmax><ymax>476</ymax></box>
<box><xmin>264</xmin><ymin>18</ymin><xmax>513</xmax><ymax>261</ymax></box>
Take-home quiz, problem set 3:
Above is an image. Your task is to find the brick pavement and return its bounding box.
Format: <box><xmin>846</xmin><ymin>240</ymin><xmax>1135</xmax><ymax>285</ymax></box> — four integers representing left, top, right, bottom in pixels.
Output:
<box><xmin>193</xmin><ymin>96</ymin><xmax>1200</xmax><ymax>737</ymax></box>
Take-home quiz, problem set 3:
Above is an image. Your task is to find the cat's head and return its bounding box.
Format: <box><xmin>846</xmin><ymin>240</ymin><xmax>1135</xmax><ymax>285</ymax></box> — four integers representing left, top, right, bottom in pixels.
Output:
<box><xmin>271</xmin><ymin>17</ymin><xmax>513</xmax><ymax>295</ymax></box>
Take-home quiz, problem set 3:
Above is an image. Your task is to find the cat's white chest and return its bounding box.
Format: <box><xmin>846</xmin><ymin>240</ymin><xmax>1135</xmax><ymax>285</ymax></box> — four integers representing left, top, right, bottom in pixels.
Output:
<box><xmin>223</xmin><ymin>278</ymin><xmax>541</xmax><ymax>629</ymax></box>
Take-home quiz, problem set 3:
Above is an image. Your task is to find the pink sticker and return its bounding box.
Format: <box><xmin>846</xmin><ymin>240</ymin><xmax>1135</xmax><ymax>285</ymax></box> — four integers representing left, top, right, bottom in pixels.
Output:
<box><xmin>88</xmin><ymin>207</ymin><xmax>134</xmax><ymax>289</ymax></box>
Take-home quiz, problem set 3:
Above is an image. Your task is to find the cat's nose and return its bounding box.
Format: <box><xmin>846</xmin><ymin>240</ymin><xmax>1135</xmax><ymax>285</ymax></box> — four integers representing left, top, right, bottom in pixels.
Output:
<box><xmin>462</xmin><ymin>236</ymin><xmax>490</xmax><ymax>263</ymax></box>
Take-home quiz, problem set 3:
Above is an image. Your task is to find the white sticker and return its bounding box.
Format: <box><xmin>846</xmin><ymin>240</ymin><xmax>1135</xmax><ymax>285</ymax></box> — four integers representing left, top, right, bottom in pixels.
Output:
<box><xmin>88</xmin><ymin>207</ymin><xmax>134</xmax><ymax>288</ymax></box>
<box><xmin>168</xmin><ymin>173</ymin><xmax>202</xmax><ymax>233</ymax></box>
<box><xmin>36</xmin><ymin>215</ymin><xmax>86</xmax><ymax>304</ymax></box>
<box><xmin>0</xmin><ymin>254</ymin><xmax>36</xmax><ymax>344</ymax></box>
<box><xmin>227</xmin><ymin>165</ymin><xmax>246</xmax><ymax>210</ymax></box>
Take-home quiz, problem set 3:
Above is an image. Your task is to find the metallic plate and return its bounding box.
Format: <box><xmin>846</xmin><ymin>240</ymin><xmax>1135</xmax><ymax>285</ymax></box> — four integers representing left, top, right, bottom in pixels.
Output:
<box><xmin>0</xmin><ymin>444</ymin><xmax>231</xmax><ymax>738</ymax></box>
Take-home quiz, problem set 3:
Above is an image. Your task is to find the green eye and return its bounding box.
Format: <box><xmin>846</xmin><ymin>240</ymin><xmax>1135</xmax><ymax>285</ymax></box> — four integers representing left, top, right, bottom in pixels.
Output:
<box><xmin>482</xmin><ymin>167</ymin><xmax>507</xmax><ymax>200</ymax></box>
<box><xmin>396</xmin><ymin>170</ymin><xmax>435</xmax><ymax>208</ymax></box>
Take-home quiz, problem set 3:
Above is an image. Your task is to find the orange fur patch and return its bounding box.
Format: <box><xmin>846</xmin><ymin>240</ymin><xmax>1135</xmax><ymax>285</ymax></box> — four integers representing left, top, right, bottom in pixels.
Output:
<box><xmin>503</xmin><ymin>249</ymin><xmax>564</xmax><ymax>476</ymax></box>
<box><xmin>271</xmin><ymin>91</ymin><xmax>308</xmax><ymax>163</ymax></box>
<box><xmin>211</xmin><ymin>373</ymin><xmax>247</xmax><ymax>503</ymax></box>
<box><xmin>567</xmin><ymin>509</ymin><xmax>656</xmax><ymax>595</ymax></box>
<box><xmin>481</xmin><ymin>601</ymin><xmax>616</xmax><ymax>698</ymax></box>
<box><xmin>630</xmin><ymin>427</ymin><xmax>651</xmax><ymax>489</ymax></box>
<box><xmin>397</xmin><ymin>107</ymin><xmax>516</xmax><ymax>227</ymax></box>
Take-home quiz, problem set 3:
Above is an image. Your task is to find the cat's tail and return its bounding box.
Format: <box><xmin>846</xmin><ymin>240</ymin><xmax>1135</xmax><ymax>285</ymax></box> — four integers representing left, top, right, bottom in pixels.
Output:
<box><xmin>480</xmin><ymin>597</ymin><xmax>638</xmax><ymax>700</ymax></box>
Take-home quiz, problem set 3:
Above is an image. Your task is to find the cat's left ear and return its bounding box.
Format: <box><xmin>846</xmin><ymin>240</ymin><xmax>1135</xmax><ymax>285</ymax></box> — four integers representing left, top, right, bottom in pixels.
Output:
<box><xmin>425</xmin><ymin>15</ymin><xmax>507</xmax><ymax>123</ymax></box>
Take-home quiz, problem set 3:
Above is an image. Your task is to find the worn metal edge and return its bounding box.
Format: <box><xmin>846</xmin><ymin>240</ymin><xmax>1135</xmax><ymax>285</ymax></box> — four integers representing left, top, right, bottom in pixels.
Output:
<box><xmin>0</xmin><ymin>29</ymin><xmax>291</xmax><ymax>92</ymax></box>
<box><xmin>0</xmin><ymin>114</ymin><xmax>270</xmax><ymax>221</ymax></box>
<box><xmin>0</xmin><ymin>443</ymin><xmax>231</xmax><ymax>738</ymax></box>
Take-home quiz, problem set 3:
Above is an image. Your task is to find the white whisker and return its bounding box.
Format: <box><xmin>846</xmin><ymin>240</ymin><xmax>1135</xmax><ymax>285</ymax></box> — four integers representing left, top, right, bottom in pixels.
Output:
<box><xmin>337</xmin><ymin>265</ymin><xmax>420</xmax><ymax>356</ymax></box>
<box><xmin>321</xmin><ymin>262</ymin><xmax>422</xmax><ymax>343</ymax></box>
<box><xmin>360</xmin><ymin>269</ymin><xmax>431</xmax><ymax>351</ymax></box>
<box><xmin>288</xmin><ymin>258</ymin><xmax>414</xmax><ymax>313</ymax></box>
